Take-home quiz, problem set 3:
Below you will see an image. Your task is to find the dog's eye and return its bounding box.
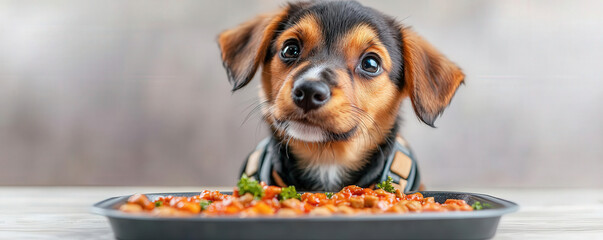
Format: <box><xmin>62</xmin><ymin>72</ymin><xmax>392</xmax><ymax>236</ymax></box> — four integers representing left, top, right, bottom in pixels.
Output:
<box><xmin>360</xmin><ymin>55</ymin><xmax>381</xmax><ymax>75</ymax></box>
<box><xmin>280</xmin><ymin>41</ymin><xmax>301</xmax><ymax>60</ymax></box>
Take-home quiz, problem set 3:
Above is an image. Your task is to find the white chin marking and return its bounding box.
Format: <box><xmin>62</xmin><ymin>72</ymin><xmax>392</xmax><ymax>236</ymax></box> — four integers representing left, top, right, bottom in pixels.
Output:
<box><xmin>286</xmin><ymin>121</ymin><xmax>326</xmax><ymax>142</ymax></box>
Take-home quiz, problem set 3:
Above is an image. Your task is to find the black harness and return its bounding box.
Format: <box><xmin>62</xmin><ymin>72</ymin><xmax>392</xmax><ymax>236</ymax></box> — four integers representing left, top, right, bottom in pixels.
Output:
<box><xmin>240</xmin><ymin>135</ymin><xmax>421</xmax><ymax>193</ymax></box>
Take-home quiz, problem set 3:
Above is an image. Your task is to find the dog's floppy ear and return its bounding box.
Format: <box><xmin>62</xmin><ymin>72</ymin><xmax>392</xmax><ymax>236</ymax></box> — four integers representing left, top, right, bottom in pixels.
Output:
<box><xmin>217</xmin><ymin>10</ymin><xmax>287</xmax><ymax>92</ymax></box>
<box><xmin>401</xmin><ymin>27</ymin><xmax>465</xmax><ymax>127</ymax></box>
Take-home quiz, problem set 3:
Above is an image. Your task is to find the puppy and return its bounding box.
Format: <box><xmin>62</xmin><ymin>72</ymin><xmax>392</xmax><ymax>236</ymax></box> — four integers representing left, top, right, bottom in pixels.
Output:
<box><xmin>218</xmin><ymin>1</ymin><xmax>464</xmax><ymax>192</ymax></box>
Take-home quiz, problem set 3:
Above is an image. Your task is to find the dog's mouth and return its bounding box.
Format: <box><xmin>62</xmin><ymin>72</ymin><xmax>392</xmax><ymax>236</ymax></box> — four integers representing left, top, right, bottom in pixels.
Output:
<box><xmin>274</xmin><ymin>118</ymin><xmax>357</xmax><ymax>143</ymax></box>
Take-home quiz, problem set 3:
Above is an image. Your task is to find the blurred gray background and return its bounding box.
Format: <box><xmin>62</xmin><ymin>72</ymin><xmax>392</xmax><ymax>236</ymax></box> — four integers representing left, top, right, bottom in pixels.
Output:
<box><xmin>1</xmin><ymin>0</ymin><xmax>601</xmax><ymax>187</ymax></box>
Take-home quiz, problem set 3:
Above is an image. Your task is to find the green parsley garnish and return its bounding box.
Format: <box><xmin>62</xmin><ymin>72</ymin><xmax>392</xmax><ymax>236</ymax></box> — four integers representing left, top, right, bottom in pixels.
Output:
<box><xmin>155</xmin><ymin>201</ymin><xmax>163</xmax><ymax>207</ymax></box>
<box><xmin>279</xmin><ymin>185</ymin><xmax>301</xmax><ymax>200</ymax></box>
<box><xmin>237</xmin><ymin>174</ymin><xmax>265</xmax><ymax>199</ymax></box>
<box><xmin>471</xmin><ymin>201</ymin><xmax>492</xmax><ymax>210</ymax></box>
<box><xmin>376</xmin><ymin>176</ymin><xmax>396</xmax><ymax>193</ymax></box>
<box><xmin>200</xmin><ymin>199</ymin><xmax>212</xmax><ymax>210</ymax></box>
<box><xmin>325</xmin><ymin>192</ymin><xmax>334</xmax><ymax>199</ymax></box>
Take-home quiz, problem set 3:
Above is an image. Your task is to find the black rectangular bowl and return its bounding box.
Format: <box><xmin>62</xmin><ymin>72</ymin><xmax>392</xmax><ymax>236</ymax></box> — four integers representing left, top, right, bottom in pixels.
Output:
<box><xmin>92</xmin><ymin>191</ymin><xmax>518</xmax><ymax>240</ymax></box>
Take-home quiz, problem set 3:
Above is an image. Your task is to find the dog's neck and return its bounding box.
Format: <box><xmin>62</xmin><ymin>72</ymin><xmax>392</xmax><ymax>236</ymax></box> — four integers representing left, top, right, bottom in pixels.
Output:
<box><xmin>271</xmin><ymin>121</ymin><xmax>400</xmax><ymax>191</ymax></box>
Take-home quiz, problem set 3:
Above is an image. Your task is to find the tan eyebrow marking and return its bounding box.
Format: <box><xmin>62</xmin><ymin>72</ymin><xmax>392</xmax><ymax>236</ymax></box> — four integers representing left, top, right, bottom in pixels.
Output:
<box><xmin>275</xmin><ymin>15</ymin><xmax>322</xmax><ymax>56</ymax></box>
<box><xmin>340</xmin><ymin>24</ymin><xmax>392</xmax><ymax>73</ymax></box>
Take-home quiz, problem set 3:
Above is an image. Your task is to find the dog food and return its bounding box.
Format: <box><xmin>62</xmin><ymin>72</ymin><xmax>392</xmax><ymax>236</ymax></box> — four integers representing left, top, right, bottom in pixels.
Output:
<box><xmin>119</xmin><ymin>175</ymin><xmax>473</xmax><ymax>217</ymax></box>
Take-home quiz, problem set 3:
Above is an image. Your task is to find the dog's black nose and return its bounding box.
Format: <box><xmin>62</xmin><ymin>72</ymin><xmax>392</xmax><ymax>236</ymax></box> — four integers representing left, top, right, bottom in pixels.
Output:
<box><xmin>292</xmin><ymin>80</ymin><xmax>331</xmax><ymax>112</ymax></box>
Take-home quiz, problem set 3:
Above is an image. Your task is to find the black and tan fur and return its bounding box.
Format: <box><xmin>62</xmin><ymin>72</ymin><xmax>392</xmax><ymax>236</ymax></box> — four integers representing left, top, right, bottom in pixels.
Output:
<box><xmin>218</xmin><ymin>1</ymin><xmax>464</xmax><ymax>191</ymax></box>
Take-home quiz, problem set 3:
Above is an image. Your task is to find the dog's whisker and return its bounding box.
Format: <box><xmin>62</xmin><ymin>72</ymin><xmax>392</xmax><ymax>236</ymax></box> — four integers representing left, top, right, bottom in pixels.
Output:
<box><xmin>241</xmin><ymin>100</ymin><xmax>269</xmax><ymax>127</ymax></box>
<box><xmin>337</xmin><ymin>107</ymin><xmax>385</xmax><ymax>159</ymax></box>
<box><xmin>284</xmin><ymin>122</ymin><xmax>294</xmax><ymax>159</ymax></box>
<box><xmin>350</xmin><ymin>106</ymin><xmax>384</xmax><ymax>144</ymax></box>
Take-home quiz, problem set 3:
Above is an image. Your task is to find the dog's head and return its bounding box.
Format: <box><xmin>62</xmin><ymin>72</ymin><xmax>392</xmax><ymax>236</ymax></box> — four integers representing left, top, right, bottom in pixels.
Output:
<box><xmin>218</xmin><ymin>1</ymin><xmax>464</xmax><ymax>144</ymax></box>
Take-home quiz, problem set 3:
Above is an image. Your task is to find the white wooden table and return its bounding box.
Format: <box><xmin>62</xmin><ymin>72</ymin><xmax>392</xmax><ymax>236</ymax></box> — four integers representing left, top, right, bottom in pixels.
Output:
<box><xmin>1</xmin><ymin>187</ymin><xmax>602</xmax><ymax>239</ymax></box>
